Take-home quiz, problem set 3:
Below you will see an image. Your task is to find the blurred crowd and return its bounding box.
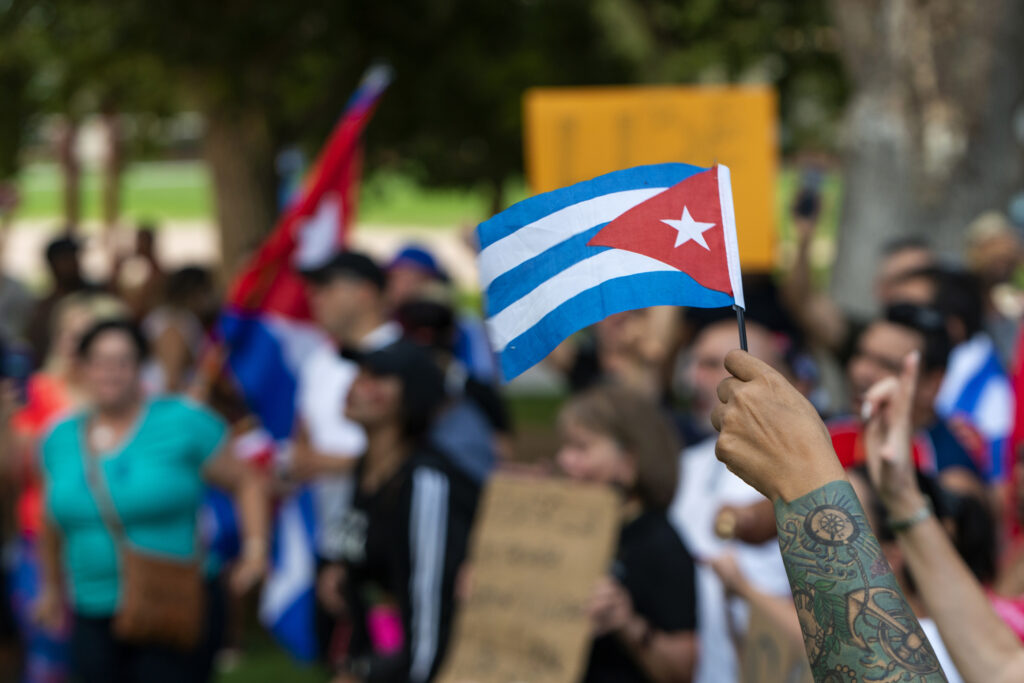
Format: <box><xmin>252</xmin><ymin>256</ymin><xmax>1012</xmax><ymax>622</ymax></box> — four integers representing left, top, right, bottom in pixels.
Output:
<box><xmin>2</xmin><ymin>194</ymin><xmax>1024</xmax><ymax>683</ymax></box>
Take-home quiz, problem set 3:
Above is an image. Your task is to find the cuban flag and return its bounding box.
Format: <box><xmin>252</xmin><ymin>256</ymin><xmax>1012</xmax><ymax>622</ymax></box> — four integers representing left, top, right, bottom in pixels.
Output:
<box><xmin>478</xmin><ymin>163</ymin><xmax>744</xmax><ymax>380</ymax></box>
<box><xmin>217</xmin><ymin>65</ymin><xmax>391</xmax><ymax>661</ymax></box>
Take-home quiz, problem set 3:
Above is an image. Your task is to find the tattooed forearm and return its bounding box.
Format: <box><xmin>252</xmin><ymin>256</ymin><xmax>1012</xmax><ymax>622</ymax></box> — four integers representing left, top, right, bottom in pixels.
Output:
<box><xmin>774</xmin><ymin>481</ymin><xmax>947</xmax><ymax>682</ymax></box>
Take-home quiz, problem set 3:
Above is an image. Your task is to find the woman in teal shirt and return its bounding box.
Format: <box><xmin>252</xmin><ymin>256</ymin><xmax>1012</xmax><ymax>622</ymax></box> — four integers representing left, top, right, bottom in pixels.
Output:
<box><xmin>34</xmin><ymin>319</ymin><xmax>269</xmax><ymax>683</ymax></box>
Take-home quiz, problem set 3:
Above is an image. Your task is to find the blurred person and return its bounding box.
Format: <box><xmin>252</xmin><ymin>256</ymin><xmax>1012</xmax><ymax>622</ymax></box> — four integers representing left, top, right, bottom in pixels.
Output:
<box><xmin>708</xmin><ymin>350</ymin><xmax>949</xmax><ymax>680</ymax></box>
<box><xmin>670</xmin><ymin>316</ymin><xmax>792</xmax><ymax>683</ymax></box>
<box><xmin>318</xmin><ymin>341</ymin><xmax>478</xmax><ymax>682</ymax></box>
<box><xmin>33</xmin><ymin>319</ymin><xmax>269</xmax><ymax>683</ymax></box>
<box><xmin>828</xmin><ymin>303</ymin><xmax>990</xmax><ymax>495</ymax></box>
<box><xmin>547</xmin><ymin>307</ymin><xmax>681</xmax><ymax>401</ymax></box>
<box><xmin>558</xmin><ymin>385</ymin><xmax>698</xmax><ymax>683</ymax></box>
<box><xmin>856</xmin><ymin>350</ymin><xmax>1024</xmax><ymax>681</ymax></box>
<box><xmin>111</xmin><ymin>225</ymin><xmax>165</xmax><ymax>321</ymax></box>
<box><xmin>394</xmin><ymin>282</ymin><xmax>512</xmax><ymax>483</ymax></box>
<box><xmin>964</xmin><ymin>211</ymin><xmax>1023</xmax><ymax>366</ymax></box>
<box><xmin>26</xmin><ymin>236</ymin><xmax>100</xmax><ymax>364</ymax></box>
<box><xmin>781</xmin><ymin>187</ymin><xmax>936</xmax><ymax>358</ymax></box>
<box><xmin>386</xmin><ymin>244</ymin><xmax>497</xmax><ymax>382</ymax></box>
<box><xmin>3</xmin><ymin>293</ymin><xmax>124</xmax><ymax>683</ymax></box>
<box><xmin>292</xmin><ymin>251</ymin><xmax>400</xmax><ymax>656</ymax></box>
<box><xmin>141</xmin><ymin>265</ymin><xmax>218</xmax><ymax>395</ymax></box>
<box><xmin>0</xmin><ymin>267</ymin><xmax>34</xmax><ymax>347</ymax></box>
<box><xmin>930</xmin><ymin>269</ymin><xmax>1014</xmax><ymax>490</ymax></box>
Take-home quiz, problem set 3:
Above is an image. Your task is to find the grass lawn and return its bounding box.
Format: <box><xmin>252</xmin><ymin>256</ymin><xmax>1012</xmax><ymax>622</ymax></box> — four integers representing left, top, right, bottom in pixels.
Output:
<box><xmin>13</xmin><ymin>161</ymin><xmax>522</xmax><ymax>228</ymax></box>
<box><xmin>13</xmin><ymin>161</ymin><xmax>841</xmax><ymax>247</ymax></box>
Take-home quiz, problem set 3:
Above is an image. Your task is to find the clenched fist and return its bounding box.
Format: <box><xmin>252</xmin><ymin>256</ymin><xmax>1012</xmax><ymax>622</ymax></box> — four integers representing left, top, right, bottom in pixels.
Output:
<box><xmin>710</xmin><ymin>350</ymin><xmax>845</xmax><ymax>502</ymax></box>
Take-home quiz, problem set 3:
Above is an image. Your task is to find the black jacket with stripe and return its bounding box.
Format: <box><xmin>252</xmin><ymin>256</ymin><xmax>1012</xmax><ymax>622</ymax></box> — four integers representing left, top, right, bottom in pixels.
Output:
<box><xmin>331</xmin><ymin>447</ymin><xmax>480</xmax><ymax>682</ymax></box>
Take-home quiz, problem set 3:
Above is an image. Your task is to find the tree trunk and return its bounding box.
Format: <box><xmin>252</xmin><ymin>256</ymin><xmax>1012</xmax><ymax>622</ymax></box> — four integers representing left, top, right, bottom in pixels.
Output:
<box><xmin>828</xmin><ymin>0</ymin><xmax>1024</xmax><ymax>318</ymax></box>
<box><xmin>201</xmin><ymin>105</ymin><xmax>278</xmax><ymax>278</ymax></box>
<box><xmin>58</xmin><ymin>116</ymin><xmax>80</xmax><ymax>231</ymax></box>
<box><xmin>100</xmin><ymin>109</ymin><xmax>122</xmax><ymax>232</ymax></box>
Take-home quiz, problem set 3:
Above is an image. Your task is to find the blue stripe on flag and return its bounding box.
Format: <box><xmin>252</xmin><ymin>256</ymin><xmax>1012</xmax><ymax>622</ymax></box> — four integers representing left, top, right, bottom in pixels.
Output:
<box><xmin>485</xmin><ymin>225</ymin><xmax>611</xmax><ymax>316</ymax></box>
<box><xmin>497</xmin><ymin>270</ymin><xmax>732</xmax><ymax>380</ymax></box>
<box><xmin>265</xmin><ymin>488</ymin><xmax>319</xmax><ymax>662</ymax></box>
<box><xmin>477</xmin><ymin>163</ymin><xmax>706</xmax><ymax>250</ymax></box>
<box><xmin>220</xmin><ymin>313</ymin><xmax>298</xmax><ymax>441</ymax></box>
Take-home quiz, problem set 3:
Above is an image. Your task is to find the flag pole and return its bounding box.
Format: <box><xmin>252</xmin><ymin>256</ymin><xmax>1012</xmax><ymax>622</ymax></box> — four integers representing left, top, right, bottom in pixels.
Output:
<box><xmin>733</xmin><ymin>304</ymin><xmax>748</xmax><ymax>351</ymax></box>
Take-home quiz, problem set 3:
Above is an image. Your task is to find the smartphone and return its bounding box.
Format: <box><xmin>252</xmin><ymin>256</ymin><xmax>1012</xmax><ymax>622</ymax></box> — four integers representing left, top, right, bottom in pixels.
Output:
<box><xmin>1</xmin><ymin>344</ymin><xmax>33</xmax><ymax>405</ymax></box>
<box><xmin>794</xmin><ymin>167</ymin><xmax>823</xmax><ymax>220</ymax></box>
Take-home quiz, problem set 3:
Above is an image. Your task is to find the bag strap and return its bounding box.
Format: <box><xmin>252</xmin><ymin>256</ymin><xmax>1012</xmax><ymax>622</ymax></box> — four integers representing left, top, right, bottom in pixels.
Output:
<box><xmin>80</xmin><ymin>417</ymin><xmax>129</xmax><ymax>546</ymax></box>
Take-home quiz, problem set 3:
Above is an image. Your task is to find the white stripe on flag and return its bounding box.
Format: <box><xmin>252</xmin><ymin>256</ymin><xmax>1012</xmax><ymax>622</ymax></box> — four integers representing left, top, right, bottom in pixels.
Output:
<box><xmin>259</xmin><ymin>496</ymin><xmax>314</xmax><ymax>625</ymax></box>
<box><xmin>485</xmin><ymin>250</ymin><xmax>676</xmax><ymax>351</ymax></box>
<box><xmin>477</xmin><ymin>187</ymin><xmax>667</xmax><ymax>288</ymax></box>
<box><xmin>717</xmin><ymin>165</ymin><xmax>745</xmax><ymax>310</ymax></box>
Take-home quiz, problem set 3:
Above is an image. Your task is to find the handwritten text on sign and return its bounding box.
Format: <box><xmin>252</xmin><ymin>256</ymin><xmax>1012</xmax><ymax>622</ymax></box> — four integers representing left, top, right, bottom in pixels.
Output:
<box><xmin>437</xmin><ymin>475</ymin><xmax>620</xmax><ymax>683</ymax></box>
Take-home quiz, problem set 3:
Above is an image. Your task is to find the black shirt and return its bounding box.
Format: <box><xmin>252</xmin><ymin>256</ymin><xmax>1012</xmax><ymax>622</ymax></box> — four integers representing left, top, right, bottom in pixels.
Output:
<box><xmin>331</xmin><ymin>448</ymin><xmax>479</xmax><ymax>683</ymax></box>
<box><xmin>583</xmin><ymin>510</ymin><xmax>698</xmax><ymax>683</ymax></box>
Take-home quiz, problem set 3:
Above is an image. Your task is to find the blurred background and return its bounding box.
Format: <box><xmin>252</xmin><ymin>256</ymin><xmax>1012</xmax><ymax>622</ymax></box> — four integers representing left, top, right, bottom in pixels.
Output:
<box><xmin>1</xmin><ymin>0</ymin><xmax>1023</xmax><ymax>679</ymax></box>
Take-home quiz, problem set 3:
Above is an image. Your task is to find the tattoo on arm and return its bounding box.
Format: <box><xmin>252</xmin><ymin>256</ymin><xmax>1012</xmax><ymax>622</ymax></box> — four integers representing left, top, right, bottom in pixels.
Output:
<box><xmin>774</xmin><ymin>481</ymin><xmax>947</xmax><ymax>682</ymax></box>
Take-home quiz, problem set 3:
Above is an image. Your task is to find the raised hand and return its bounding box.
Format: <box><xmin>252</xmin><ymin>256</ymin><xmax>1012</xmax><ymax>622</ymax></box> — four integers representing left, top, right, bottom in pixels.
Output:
<box><xmin>861</xmin><ymin>351</ymin><xmax>926</xmax><ymax>518</ymax></box>
<box><xmin>710</xmin><ymin>349</ymin><xmax>844</xmax><ymax>502</ymax></box>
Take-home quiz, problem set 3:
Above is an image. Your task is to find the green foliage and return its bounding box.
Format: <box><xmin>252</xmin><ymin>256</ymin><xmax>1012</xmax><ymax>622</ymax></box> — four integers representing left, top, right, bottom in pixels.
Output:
<box><xmin>1</xmin><ymin>0</ymin><xmax>847</xmax><ymax>203</ymax></box>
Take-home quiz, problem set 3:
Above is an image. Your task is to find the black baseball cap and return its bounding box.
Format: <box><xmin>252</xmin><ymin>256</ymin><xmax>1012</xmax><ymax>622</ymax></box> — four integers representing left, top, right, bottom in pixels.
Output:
<box><xmin>356</xmin><ymin>339</ymin><xmax>447</xmax><ymax>438</ymax></box>
<box><xmin>300</xmin><ymin>251</ymin><xmax>386</xmax><ymax>290</ymax></box>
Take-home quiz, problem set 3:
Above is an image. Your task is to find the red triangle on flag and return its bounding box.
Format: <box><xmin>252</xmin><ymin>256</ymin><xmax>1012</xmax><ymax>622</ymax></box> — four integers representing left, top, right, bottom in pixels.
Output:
<box><xmin>587</xmin><ymin>166</ymin><xmax>733</xmax><ymax>296</ymax></box>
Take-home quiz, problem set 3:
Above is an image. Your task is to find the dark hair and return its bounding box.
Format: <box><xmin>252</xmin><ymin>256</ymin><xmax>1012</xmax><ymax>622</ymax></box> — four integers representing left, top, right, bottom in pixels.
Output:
<box><xmin>881</xmin><ymin>236</ymin><xmax>931</xmax><ymax>257</ymax></box>
<box><xmin>359</xmin><ymin>340</ymin><xmax>447</xmax><ymax>441</ymax></box>
<box><xmin>395</xmin><ymin>300</ymin><xmax>457</xmax><ymax>353</ymax></box>
<box><xmin>560</xmin><ymin>383</ymin><xmax>681</xmax><ymax>511</ymax></box>
<box><xmin>934</xmin><ymin>268</ymin><xmax>985</xmax><ymax>340</ymax></box>
<box><xmin>166</xmin><ymin>266</ymin><xmax>214</xmax><ymax>307</ymax></box>
<box><xmin>76</xmin><ymin>319</ymin><xmax>149</xmax><ymax>362</ymax></box>
<box><xmin>883</xmin><ymin>303</ymin><xmax>952</xmax><ymax>372</ymax></box>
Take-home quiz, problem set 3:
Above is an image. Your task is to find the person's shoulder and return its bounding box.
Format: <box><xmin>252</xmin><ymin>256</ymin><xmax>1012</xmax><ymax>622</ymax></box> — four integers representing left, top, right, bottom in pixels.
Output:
<box><xmin>625</xmin><ymin>511</ymin><xmax>692</xmax><ymax>562</ymax></box>
<box><xmin>149</xmin><ymin>395</ymin><xmax>220</xmax><ymax>423</ymax></box>
<box><xmin>407</xmin><ymin>447</ymin><xmax>480</xmax><ymax>496</ymax></box>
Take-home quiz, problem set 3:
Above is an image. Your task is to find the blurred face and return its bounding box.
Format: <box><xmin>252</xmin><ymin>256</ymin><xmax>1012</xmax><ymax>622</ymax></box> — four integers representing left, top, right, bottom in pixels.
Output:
<box><xmin>683</xmin><ymin>320</ymin><xmax>782</xmax><ymax>428</ymax></box>
<box><xmin>386</xmin><ymin>265</ymin><xmax>433</xmax><ymax>309</ymax></box>
<box><xmin>80</xmin><ymin>331</ymin><xmax>141</xmax><ymax>411</ymax></box>
<box><xmin>848</xmin><ymin>322</ymin><xmax>920</xmax><ymax>408</ymax></box>
<box><xmin>848</xmin><ymin>322</ymin><xmax>941</xmax><ymax>426</ymax></box>
<box><xmin>594</xmin><ymin>310</ymin><xmax>646</xmax><ymax>355</ymax></box>
<box><xmin>557</xmin><ymin>417</ymin><xmax>634</xmax><ymax>489</ymax></box>
<box><xmin>969</xmin><ymin>234</ymin><xmax>1021</xmax><ymax>285</ymax></box>
<box><xmin>50</xmin><ymin>252</ymin><xmax>81</xmax><ymax>286</ymax></box>
<box><xmin>308</xmin><ymin>276</ymin><xmax>374</xmax><ymax>339</ymax></box>
<box><xmin>875</xmin><ymin>247</ymin><xmax>934</xmax><ymax>304</ymax></box>
<box><xmin>345</xmin><ymin>370</ymin><xmax>402</xmax><ymax>431</ymax></box>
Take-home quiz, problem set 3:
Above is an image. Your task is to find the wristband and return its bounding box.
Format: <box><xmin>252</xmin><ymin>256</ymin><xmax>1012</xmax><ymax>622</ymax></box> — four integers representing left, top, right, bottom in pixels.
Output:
<box><xmin>887</xmin><ymin>499</ymin><xmax>933</xmax><ymax>534</ymax></box>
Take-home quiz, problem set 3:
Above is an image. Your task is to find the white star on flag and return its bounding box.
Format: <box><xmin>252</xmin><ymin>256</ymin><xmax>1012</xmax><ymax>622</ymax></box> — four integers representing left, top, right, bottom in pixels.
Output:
<box><xmin>661</xmin><ymin>207</ymin><xmax>715</xmax><ymax>250</ymax></box>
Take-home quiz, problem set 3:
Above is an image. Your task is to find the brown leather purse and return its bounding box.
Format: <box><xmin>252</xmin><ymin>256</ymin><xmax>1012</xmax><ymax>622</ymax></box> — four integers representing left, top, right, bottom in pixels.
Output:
<box><xmin>83</xmin><ymin>440</ymin><xmax>205</xmax><ymax>651</ymax></box>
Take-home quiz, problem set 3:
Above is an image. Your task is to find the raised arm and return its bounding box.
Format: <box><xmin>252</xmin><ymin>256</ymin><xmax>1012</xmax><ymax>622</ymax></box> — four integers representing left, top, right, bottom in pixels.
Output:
<box><xmin>861</xmin><ymin>352</ymin><xmax>1024</xmax><ymax>683</ymax></box>
<box><xmin>711</xmin><ymin>350</ymin><xmax>947</xmax><ymax>681</ymax></box>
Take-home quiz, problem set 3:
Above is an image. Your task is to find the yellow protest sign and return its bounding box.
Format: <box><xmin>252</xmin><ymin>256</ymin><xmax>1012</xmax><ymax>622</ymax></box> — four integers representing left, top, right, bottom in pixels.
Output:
<box><xmin>436</xmin><ymin>475</ymin><xmax>620</xmax><ymax>683</ymax></box>
<box><xmin>524</xmin><ymin>86</ymin><xmax>778</xmax><ymax>270</ymax></box>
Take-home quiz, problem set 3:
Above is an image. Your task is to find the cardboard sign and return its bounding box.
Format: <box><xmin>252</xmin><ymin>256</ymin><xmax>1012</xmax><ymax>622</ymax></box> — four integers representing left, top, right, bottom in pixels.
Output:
<box><xmin>524</xmin><ymin>86</ymin><xmax>778</xmax><ymax>270</ymax></box>
<box><xmin>739</xmin><ymin>601</ymin><xmax>813</xmax><ymax>683</ymax></box>
<box><xmin>437</xmin><ymin>475</ymin><xmax>620</xmax><ymax>683</ymax></box>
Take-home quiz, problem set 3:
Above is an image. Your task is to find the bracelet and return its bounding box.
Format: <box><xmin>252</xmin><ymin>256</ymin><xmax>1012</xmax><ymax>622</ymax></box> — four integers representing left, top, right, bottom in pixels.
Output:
<box><xmin>887</xmin><ymin>499</ymin><xmax>933</xmax><ymax>534</ymax></box>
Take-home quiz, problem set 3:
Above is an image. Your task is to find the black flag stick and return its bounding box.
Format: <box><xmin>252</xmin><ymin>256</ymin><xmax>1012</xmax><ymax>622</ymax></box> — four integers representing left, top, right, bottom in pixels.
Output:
<box><xmin>734</xmin><ymin>304</ymin><xmax>748</xmax><ymax>351</ymax></box>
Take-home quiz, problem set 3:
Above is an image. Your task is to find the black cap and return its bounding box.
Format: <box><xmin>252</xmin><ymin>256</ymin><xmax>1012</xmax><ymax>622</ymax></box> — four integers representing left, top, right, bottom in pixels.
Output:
<box><xmin>357</xmin><ymin>340</ymin><xmax>447</xmax><ymax>439</ymax></box>
<box><xmin>300</xmin><ymin>251</ymin><xmax>386</xmax><ymax>290</ymax></box>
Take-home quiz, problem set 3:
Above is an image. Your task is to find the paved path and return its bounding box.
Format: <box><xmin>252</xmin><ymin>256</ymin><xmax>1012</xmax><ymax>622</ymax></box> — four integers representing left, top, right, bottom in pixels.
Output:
<box><xmin>1</xmin><ymin>219</ymin><xmax>482</xmax><ymax>290</ymax></box>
